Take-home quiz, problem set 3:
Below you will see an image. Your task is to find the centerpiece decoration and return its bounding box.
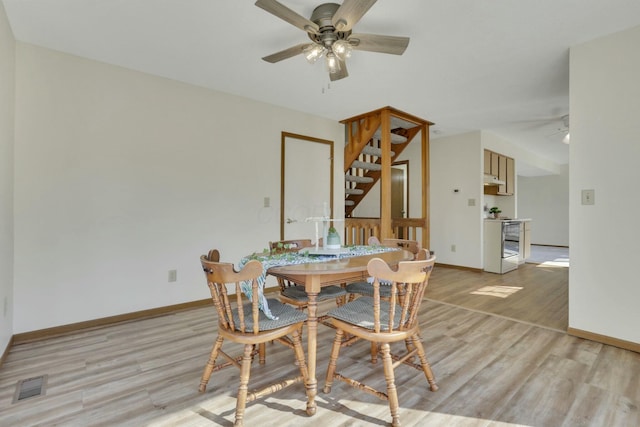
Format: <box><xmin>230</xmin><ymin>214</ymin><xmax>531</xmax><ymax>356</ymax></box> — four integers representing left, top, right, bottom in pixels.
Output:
<box><xmin>326</xmin><ymin>226</ymin><xmax>341</xmax><ymax>249</ymax></box>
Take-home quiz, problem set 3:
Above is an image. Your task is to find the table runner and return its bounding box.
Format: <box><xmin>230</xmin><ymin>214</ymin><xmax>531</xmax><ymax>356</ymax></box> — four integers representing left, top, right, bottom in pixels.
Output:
<box><xmin>238</xmin><ymin>245</ymin><xmax>399</xmax><ymax>319</ymax></box>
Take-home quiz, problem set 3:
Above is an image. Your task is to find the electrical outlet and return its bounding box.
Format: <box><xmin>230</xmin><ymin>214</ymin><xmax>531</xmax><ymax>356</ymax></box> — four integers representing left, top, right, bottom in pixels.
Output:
<box><xmin>263</xmin><ymin>197</ymin><xmax>270</xmax><ymax>207</ymax></box>
<box><xmin>451</xmin><ymin>244</ymin><xmax>456</xmax><ymax>252</ymax></box>
<box><xmin>168</xmin><ymin>270</ymin><xmax>177</xmax><ymax>282</ymax></box>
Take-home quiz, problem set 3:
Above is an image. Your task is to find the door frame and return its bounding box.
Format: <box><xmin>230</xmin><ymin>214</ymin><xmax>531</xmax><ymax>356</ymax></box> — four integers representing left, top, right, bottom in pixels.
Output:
<box><xmin>281</xmin><ymin>132</ymin><xmax>334</xmax><ymax>240</ymax></box>
<box><xmin>392</xmin><ymin>160</ymin><xmax>409</xmax><ymax>218</ymax></box>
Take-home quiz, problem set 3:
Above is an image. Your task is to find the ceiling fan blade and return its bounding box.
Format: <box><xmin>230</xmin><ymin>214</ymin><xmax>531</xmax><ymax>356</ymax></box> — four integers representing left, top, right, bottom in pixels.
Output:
<box><xmin>349</xmin><ymin>33</ymin><xmax>410</xmax><ymax>55</ymax></box>
<box><xmin>329</xmin><ymin>59</ymin><xmax>349</xmax><ymax>81</ymax></box>
<box><xmin>332</xmin><ymin>0</ymin><xmax>377</xmax><ymax>32</ymax></box>
<box><xmin>255</xmin><ymin>0</ymin><xmax>319</xmax><ymax>34</ymax></box>
<box><xmin>546</xmin><ymin>129</ymin><xmax>569</xmax><ymax>137</ymax></box>
<box><xmin>262</xmin><ymin>43</ymin><xmax>311</xmax><ymax>63</ymax></box>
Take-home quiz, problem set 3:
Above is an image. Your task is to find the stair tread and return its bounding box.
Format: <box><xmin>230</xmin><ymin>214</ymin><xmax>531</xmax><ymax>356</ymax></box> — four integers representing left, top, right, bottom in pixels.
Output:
<box><xmin>361</xmin><ymin>145</ymin><xmax>395</xmax><ymax>157</ymax></box>
<box><xmin>351</xmin><ymin>160</ymin><xmax>382</xmax><ymax>171</ymax></box>
<box><xmin>373</xmin><ymin>130</ymin><xmax>407</xmax><ymax>144</ymax></box>
<box><xmin>345</xmin><ymin>174</ymin><xmax>374</xmax><ymax>183</ymax></box>
<box><xmin>345</xmin><ymin>188</ymin><xmax>364</xmax><ymax>195</ymax></box>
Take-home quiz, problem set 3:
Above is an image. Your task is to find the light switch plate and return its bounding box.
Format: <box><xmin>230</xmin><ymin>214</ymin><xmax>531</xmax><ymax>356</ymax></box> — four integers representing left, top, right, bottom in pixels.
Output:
<box><xmin>581</xmin><ymin>189</ymin><xmax>595</xmax><ymax>205</ymax></box>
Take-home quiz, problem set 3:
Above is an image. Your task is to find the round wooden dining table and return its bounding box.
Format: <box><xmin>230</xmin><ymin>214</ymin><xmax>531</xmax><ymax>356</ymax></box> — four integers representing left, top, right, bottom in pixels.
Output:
<box><xmin>267</xmin><ymin>249</ymin><xmax>413</xmax><ymax>416</ymax></box>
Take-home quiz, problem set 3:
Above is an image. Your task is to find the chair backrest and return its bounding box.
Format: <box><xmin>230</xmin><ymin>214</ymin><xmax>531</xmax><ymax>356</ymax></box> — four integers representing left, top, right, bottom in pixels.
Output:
<box><xmin>269</xmin><ymin>239</ymin><xmax>313</xmax><ymax>254</ymax></box>
<box><xmin>414</xmin><ymin>248</ymin><xmax>432</xmax><ymax>260</ymax></box>
<box><xmin>368</xmin><ymin>236</ymin><xmax>381</xmax><ymax>245</ymax></box>
<box><xmin>206</xmin><ymin>248</ymin><xmax>220</xmax><ymax>262</ymax></box>
<box><xmin>366</xmin><ymin>249</ymin><xmax>436</xmax><ymax>333</ymax></box>
<box><xmin>200</xmin><ymin>255</ymin><xmax>263</xmax><ymax>334</ymax></box>
<box><xmin>381</xmin><ymin>238</ymin><xmax>421</xmax><ymax>259</ymax></box>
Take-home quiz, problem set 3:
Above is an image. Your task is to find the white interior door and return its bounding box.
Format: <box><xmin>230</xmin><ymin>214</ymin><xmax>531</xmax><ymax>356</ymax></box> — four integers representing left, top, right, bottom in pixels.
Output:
<box><xmin>282</xmin><ymin>133</ymin><xmax>333</xmax><ymax>241</ymax></box>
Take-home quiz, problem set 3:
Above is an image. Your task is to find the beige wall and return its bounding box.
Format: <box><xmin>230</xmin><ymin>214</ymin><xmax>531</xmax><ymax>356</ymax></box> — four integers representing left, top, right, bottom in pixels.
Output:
<box><xmin>5</xmin><ymin>18</ymin><xmax>639</xmax><ymax>347</ymax></box>
<box><xmin>569</xmin><ymin>25</ymin><xmax>640</xmax><ymax>343</ymax></box>
<box><xmin>0</xmin><ymin>1</ymin><xmax>15</xmax><ymax>352</ymax></box>
<box><xmin>13</xmin><ymin>43</ymin><xmax>343</xmax><ymax>333</ymax></box>
<box><xmin>517</xmin><ymin>166</ymin><xmax>569</xmax><ymax>246</ymax></box>
<box><xmin>430</xmin><ymin>131</ymin><xmax>484</xmax><ymax>268</ymax></box>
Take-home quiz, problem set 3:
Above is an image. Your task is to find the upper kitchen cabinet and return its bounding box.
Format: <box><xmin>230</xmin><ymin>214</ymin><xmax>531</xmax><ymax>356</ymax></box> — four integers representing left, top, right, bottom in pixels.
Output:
<box><xmin>484</xmin><ymin>150</ymin><xmax>500</xmax><ymax>177</ymax></box>
<box><xmin>484</xmin><ymin>149</ymin><xmax>515</xmax><ymax>196</ymax></box>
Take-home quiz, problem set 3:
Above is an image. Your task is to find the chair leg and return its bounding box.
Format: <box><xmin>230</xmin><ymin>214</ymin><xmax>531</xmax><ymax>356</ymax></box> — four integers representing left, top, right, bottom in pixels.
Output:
<box><xmin>411</xmin><ymin>334</ymin><xmax>438</xmax><ymax>392</ymax></box>
<box><xmin>370</xmin><ymin>341</ymin><xmax>379</xmax><ymax>363</ymax></box>
<box><xmin>404</xmin><ymin>338</ymin><xmax>416</xmax><ymax>364</ymax></box>
<box><xmin>323</xmin><ymin>329</ymin><xmax>344</xmax><ymax>394</ymax></box>
<box><xmin>199</xmin><ymin>335</ymin><xmax>224</xmax><ymax>392</ymax></box>
<box><xmin>234</xmin><ymin>344</ymin><xmax>254</xmax><ymax>427</ymax></box>
<box><xmin>292</xmin><ymin>329</ymin><xmax>309</xmax><ymax>382</ymax></box>
<box><xmin>381</xmin><ymin>343</ymin><xmax>401</xmax><ymax>427</ymax></box>
<box><xmin>258</xmin><ymin>343</ymin><xmax>266</xmax><ymax>364</ymax></box>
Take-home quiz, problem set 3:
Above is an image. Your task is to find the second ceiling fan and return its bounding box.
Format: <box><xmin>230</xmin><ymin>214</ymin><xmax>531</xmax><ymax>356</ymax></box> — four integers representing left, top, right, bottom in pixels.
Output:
<box><xmin>255</xmin><ymin>0</ymin><xmax>410</xmax><ymax>81</ymax></box>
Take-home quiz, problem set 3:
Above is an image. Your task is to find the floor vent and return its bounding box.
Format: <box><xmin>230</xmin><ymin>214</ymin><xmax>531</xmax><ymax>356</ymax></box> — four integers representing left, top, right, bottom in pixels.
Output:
<box><xmin>13</xmin><ymin>375</ymin><xmax>47</xmax><ymax>403</ymax></box>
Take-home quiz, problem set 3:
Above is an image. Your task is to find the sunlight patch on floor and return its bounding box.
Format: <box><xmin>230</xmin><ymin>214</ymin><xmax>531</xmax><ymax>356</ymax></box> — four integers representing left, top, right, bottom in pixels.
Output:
<box><xmin>536</xmin><ymin>257</ymin><xmax>570</xmax><ymax>268</ymax></box>
<box><xmin>471</xmin><ymin>285</ymin><xmax>523</xmax><ymax>298</ymax></box>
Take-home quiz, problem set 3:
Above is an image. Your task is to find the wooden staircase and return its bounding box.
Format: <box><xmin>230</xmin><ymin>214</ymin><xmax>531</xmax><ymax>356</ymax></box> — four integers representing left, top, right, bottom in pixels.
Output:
<box><xmin>344</xmin><ymin>127</ymin><xmax>419</xmax><ymax>216</ymax></box>
<box><xmin>341</xmin><ymin>107</ymin><xmax>433</xmax><ymax>246</ymax></box>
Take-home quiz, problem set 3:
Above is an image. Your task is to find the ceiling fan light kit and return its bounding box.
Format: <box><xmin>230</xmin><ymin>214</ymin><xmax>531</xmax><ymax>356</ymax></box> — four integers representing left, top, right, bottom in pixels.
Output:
<box><xmin>553</xmin><ymin>114</ymin><xmax>570</xmax><ymax>144</ymax></box>
<box><xmin>303</xmin><ymin>44</ymin><xmax>325</xmax><ymax>64</ymax></box>
<box><xmin>325</xmin><ymin>51</ymin><xmax>341</xmax><ymax>73</ymax></box>
<box><xmin>255</xmin><ymin>0</ymin><xmax>409</xmax><ymax>81</ymax></box>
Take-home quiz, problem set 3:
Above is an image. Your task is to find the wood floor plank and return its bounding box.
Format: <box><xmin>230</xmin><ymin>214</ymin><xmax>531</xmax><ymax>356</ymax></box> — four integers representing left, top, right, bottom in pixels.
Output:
<box><xmin>588</xmin><ymin>344</ymin><xmax>640</xmax><ymax>402</ymax></box>
<box><xmin>427</xmin><ymin>263</ymin><xmax>569</xmax><ymax>331</ymax></box>
<box><xmin>561</xmin><ymin>383</ymin><xmax>640</xmax><ymax>427</ymax></box>
<box><xmin>494</xmin><ymin>354</ymin><xmax>591</xmax><ymax>425</ymax></box>
<box><xmin>1</xmin><ymin>263</ymin><xmax>638</xmax><ymax>426</ymax></box>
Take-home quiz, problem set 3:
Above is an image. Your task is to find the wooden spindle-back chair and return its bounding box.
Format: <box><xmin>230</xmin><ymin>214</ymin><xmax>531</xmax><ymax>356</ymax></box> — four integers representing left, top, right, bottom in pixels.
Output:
<box><xmin>269</xmin><ymin>239</ymin><xmax>347</xmax><ymax>310</ymax></box>
<box><xmin>199</xmin><ymin>254</ymin><xmax>310</xmax><ymax>427</ymax></box>
<box><xmin>381</xmin><ymin>238</ymin><xmax>421</xmax><ymax>257</ymax></box>
<box><xmin>345</xmin><ymin>238</ymin><xmax>426</xmax><ymax>299</ymax></box>
<box><xmin>323</xmin><ymin>250</ymin><xmax>438</xmax><ymax>427</ymax></box>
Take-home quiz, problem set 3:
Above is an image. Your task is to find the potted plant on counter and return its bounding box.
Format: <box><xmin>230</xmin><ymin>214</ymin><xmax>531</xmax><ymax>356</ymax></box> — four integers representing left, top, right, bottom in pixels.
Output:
<box><xmin>489</xmin><ymin>206</ymin><xmax>502</xmax><ymax>219</ymax></box>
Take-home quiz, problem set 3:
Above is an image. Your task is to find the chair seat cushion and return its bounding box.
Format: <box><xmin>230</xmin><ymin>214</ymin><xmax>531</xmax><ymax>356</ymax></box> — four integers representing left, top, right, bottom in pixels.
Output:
<box><xmin>327</xmin><ymin>297</ymin><xmax>401</xmax><ymax>331</ymax></box>
<box><xmin>233</xmin><ymin>299</ymin><xmax>307</xmax><ymax>332</ymax></box>
<box><xmin>345</xmin><ymin>281</ymin><xmax>393</xmax><ymax>297</ymax></box>
<box><xmin>281</xmin><ymin>285</ymin><xmax>347</xmax><ymax>302</ymax></box>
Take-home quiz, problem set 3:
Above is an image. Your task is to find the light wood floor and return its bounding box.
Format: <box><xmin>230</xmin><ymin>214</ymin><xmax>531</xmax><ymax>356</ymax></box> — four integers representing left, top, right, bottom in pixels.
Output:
<box><xmin>427</xmin><ymin>262</ymin><xmax>569</xmax><ymax>331</ymax></box>
<box><xmin>1</xmin><ymin>265</ymin><xmax>638</xmax><ymax>426</ymax></box>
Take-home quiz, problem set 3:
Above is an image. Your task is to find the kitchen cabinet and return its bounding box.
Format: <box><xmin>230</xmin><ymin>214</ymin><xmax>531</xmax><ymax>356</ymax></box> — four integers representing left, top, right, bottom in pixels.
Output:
<box><xmin>484</xmin><ymin>220</ymin><xmax>519</xmax><ymax>273</ymax></box>
<box><xmin>484</xmin><ymin>150</ymin><xmax>491</xmax><ymax>173</ymax></box>
<box><xmin>505</xmin><ymin>157</ymin><xmax>515</xmax><ymax>195</ymax></box>
<box><xmin>484</xmin><ymin>149</ymin><xmax>514</xmax><ymax>196</ymax></box>
<box><xmin>498</xmin><ymin>155</ymin><xmax>507</xmax><ymax>194</ymax></box>
<box><xmin>484</xmin><ymin>151</ymin><xmax>500</xmax><ymax>177</ymax></box>
<box><xmin>519</xmin><ymin>220</ymin><xmax>531</xmax><ymax>263</ymax></box>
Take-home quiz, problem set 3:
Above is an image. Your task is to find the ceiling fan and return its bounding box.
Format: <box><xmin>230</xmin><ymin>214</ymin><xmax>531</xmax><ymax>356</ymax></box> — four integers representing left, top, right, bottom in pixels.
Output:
<box><xmin>546</xmin><ymin>114</ymin><xmax>570</xmax><ymax>144</ymax></box>
<box><xmin>255</xmin><ymin>0</ymin><xmax>410</xmax><ymax>81</ymax></box>
<box><xmin>511</xmin><ymin>112</ymin><xmax>571</xmax><ymax>144</ymax></box>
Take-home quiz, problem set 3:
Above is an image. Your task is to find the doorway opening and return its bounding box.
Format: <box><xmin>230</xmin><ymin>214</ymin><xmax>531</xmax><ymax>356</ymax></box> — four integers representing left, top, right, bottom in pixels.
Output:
<box><xmin>391</xmin><ymin>160</ymin><xmax>408</xmax><ymax>238</ymax></box>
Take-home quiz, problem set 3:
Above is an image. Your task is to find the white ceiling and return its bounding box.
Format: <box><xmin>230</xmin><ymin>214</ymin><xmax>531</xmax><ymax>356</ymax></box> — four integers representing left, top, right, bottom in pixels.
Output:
<box><xmin>4</xmin><ymin>0</ymin><xmax>640</xmax><ymax>176</ymax></box>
